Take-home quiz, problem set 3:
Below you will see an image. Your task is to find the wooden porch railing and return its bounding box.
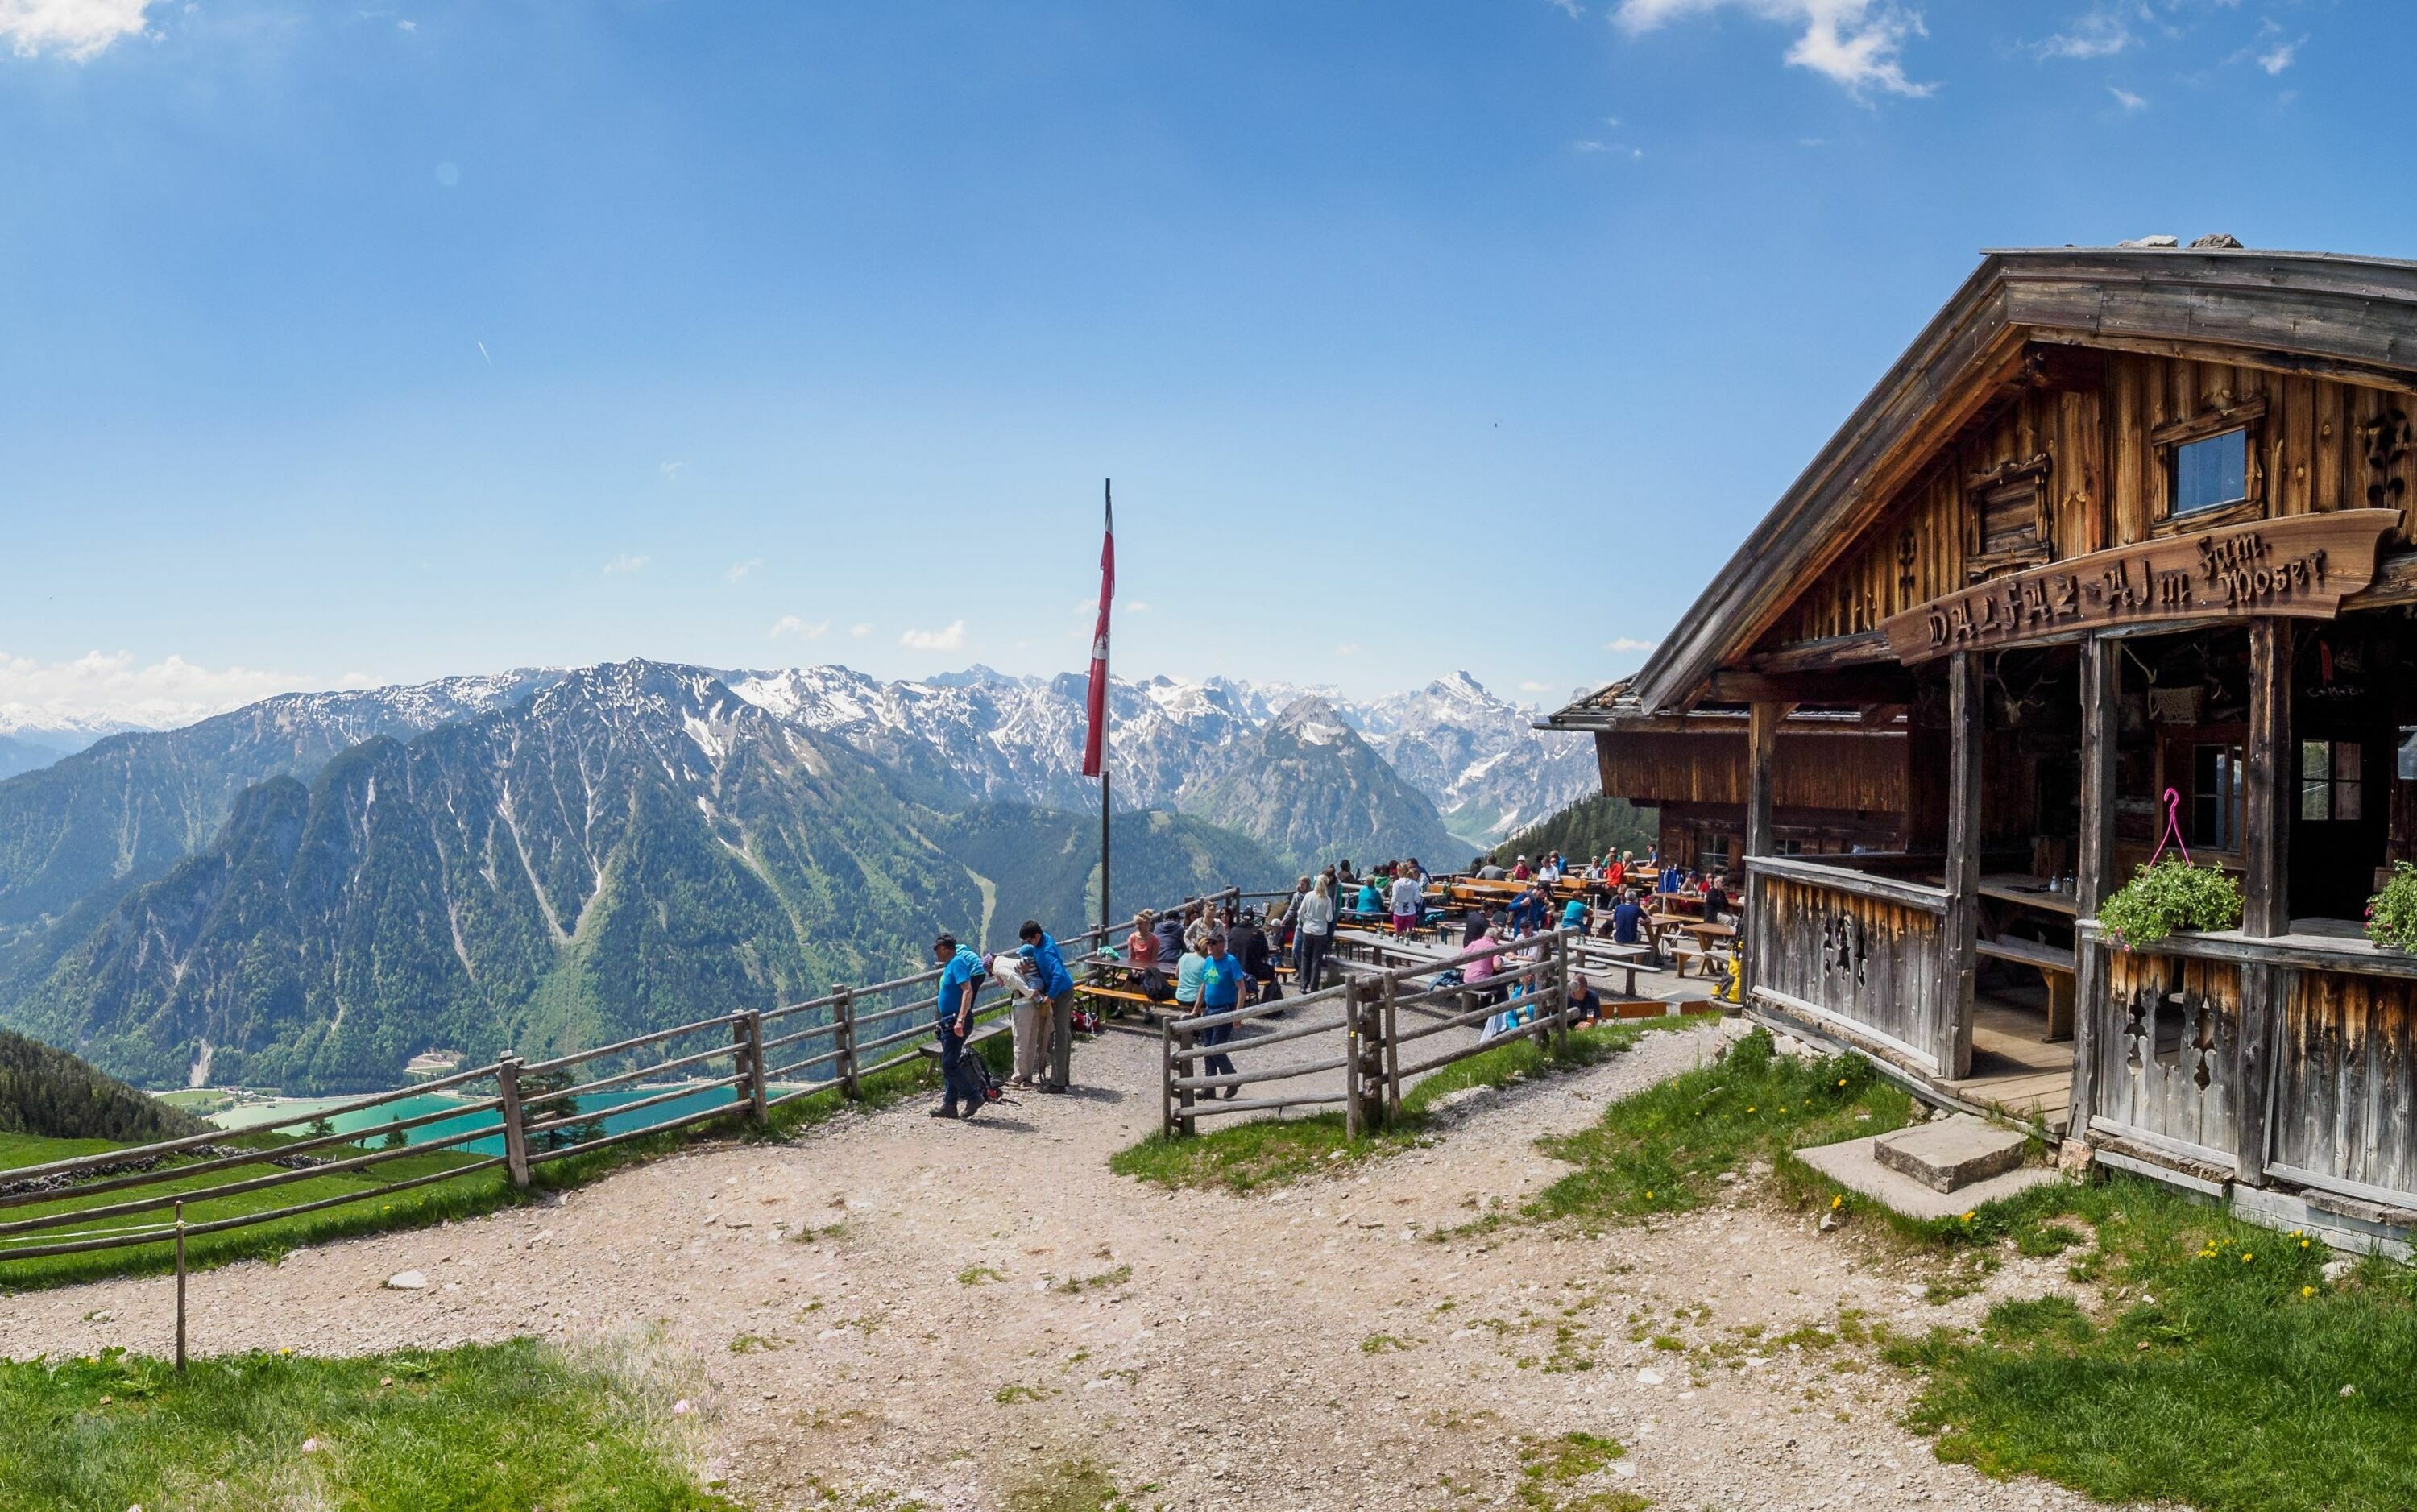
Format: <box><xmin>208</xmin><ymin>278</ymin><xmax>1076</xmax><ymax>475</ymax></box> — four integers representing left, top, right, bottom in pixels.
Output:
<box><xmin>1744</xmin><ymin>855</ymin><xmax>1951</xmax><ymax>1075</ymax></box>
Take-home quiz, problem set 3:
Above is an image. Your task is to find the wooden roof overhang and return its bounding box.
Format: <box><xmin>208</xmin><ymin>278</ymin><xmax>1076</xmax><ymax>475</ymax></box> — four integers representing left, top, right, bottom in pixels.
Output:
<box><xmin>1552</xmin><ymin>246</ymin><xmax>2417</xmax><ymax>733</ymax></box>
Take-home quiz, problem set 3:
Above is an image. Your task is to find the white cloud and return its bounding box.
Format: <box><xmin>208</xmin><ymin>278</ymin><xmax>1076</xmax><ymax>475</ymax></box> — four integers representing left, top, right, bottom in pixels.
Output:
<box><xmin>2257</xmin><ymin>38</ymin><xmax>2299</xmax><ymax>75</ymax></box>
<box><xmin>1334</xmin><ymin>643</ymin><xmax>1362</xmax><ymax>657</ymax></box>
<box><xmin>603</xmin><ymin>553</ymin><xmax>649</xmax><ymax>575</ymax></box>
<box><xmin>2034</xmin><ymin>7</ymin><xmax>2132</xmax><ymax>60</ymax></box>
<box><xmin>1575</xmin><ymin>139</ymin><xmax>1613</xmax><ymax>152</ymax></box>
<box><xmin>769</xmin><ymin>615</ymin><xmax>828</xmax><ymax>640</ymax></box>
<box><xmin>0</xmin><ymin>0</ymin><xmax>153</xmax><ymax>59</ymax></box>
<box><xmin>396</xmin><ymin>17</ymin><xmax>414</xmax><ymax>31</ymax></box>
<box><xmin>724</xmin><ymin>557</ymin><xmax>761</xmax><ymax>582</ymax></box>
<box><xmin>659</xmin><ymin>461</ymin><xmax>684</xmax><ymax>481</ymax></box>
<box><xmin>2109</xmin><ymin>85</ymin><xmax>2147</xmax><ymax>110</ymax></box>
<box><xmin>849</xmin><ymin>623</ymin><xmax>873</xmax><ymax>638</ymax></box>
<box><xmin>1519</xmin><ymin>680</ymin><xmax>1553</xmax><ymax>693</ymax></box>
<box><xmin>0</xmin><ymin>650</ymin><xmax>341</xmax><ymax>731</ymax></box>
<box><xmin>1548</xmin><ymin>0</ymin><xmax>1584</xmax><ymax>15</ymax></box>
<box><xmin>1613</xmin><ymin>0</ymin><xmax>1934</xmax><ymax>99</ymax></box>
<box><xmin>1126</xmin><ymin>600</ymin><xmax>1150</xmax><ymax>613</ymax></box>
<box><xmin>1605</xmin><ymin>636</ymin><xmax>1660</xmax><ymax>653</ymax></box>
<box><xmin>1798</xmin><ymin>136</ymin><xmax>1830</xmax><ymax>147</ymax></box>
<box><xmin>900</xmin><ymin>620</ymin><xmax>967</xmax><ymax>652</ymax></box>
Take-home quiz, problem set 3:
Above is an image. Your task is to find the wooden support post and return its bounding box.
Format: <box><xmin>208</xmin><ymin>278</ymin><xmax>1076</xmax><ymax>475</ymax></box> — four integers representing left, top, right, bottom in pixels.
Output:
<box><xmin>2244</xmin><ymin>619</ymin><xmax>2292</xmax><ymax>938</ymax></box>
<box><xmin>497</xmin><ymin>1054</ymin><xmax>532</xmax><ymax>1192</ymax></box>
<box><xmin>740</xmin><ymin>1012</ymin><xmax>769</xmax><ymax>1123</ymax></box>
<box><xmin>2236</xmin><ymin>618</ymin><xmax>2294</xmax><ymax>1181</ymax></box>
<box><xmin>1941</xmin><ymin>650</ymin><xmax>1982</xmax><ymax>1081</ymax></box>
<box><xmin>173</xmin><ymin>1198</ymin><xmax>187</xmax><ymax>1373</ymax></box>
<box><xmin>2067</xmin><ymin>634</ymin><xmax>2118</xmax><ymax>1145</ymax></box>
<box><xmin>1742</xmin><ymin>701</ymin><xmax>1787</xmax><ymax>1005</ymax></box>
<box><xmin>1343</xmin><ymin>979</ymin><xmax>1363</xmax><ymax>1141</ymax></box>
<box><xmin>834</xmin><ymin>987</ymin><xmax>860</xmax><ymax>1100</ymax></box>
<box><xmin>1160</xmin><ymin>1018</ymin><xmax>1176</xmax><ymax>1138</ymax></box>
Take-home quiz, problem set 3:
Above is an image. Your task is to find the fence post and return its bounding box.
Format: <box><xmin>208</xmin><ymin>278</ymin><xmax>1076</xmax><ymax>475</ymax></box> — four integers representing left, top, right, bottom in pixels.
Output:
<box><xmin>1160</xmin><ymin>1018</ymin><xmax>1176</xmax><ymax>1138</ymax></box>
<box><xmin>834</xmin><ymin>987</ymin><xmax>860</xmax><ymax>1100</ymax></box>
<box><xmin>1382</xmin><ymin>971</ymin><xmax>1403</xmax><ymax>1122</ymax></box>
<box><xmin>1343</xmin><ymin>978</ymin><xmax>1363</xmax><ymax>1140</ymax></box>
<box><xmin>740</xmin><ymin>1012</ymin><xmax>769</xmax><ymax>1123</ymax></box>
<box><xmin>173</xmin><ymin>1198</ymin><xmax>188</xmax><ymax>1373</ymax></box>
<box><xmin>497</xmin><ymin>1054</ymin><xmax>532</xmax><ymax>1192</ymax></box>
<box><xmin>1175</xmin><ymin>1017</ymin><xmax>1199</xmax><ymax>1137</ymax></box>
<box><xmin>1554</xmin><ymin>931</ymin><xmax>1574</xmax><ymax>1050</ymax></box>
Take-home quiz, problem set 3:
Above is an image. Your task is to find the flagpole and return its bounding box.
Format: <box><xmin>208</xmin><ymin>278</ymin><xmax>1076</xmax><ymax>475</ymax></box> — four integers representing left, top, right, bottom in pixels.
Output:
<box><xmin>1099</xmin><ymin>478</ymin><xmax>1113</xmax><ymax>940</ymax></box>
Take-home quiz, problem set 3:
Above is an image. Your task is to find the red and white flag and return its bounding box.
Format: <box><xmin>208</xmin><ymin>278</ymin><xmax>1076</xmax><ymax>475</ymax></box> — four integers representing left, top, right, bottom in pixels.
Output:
<box><xmin>1081</xmin><ymin>487</ymin><xmax>1115</xmax><ymax>778</ymax></box>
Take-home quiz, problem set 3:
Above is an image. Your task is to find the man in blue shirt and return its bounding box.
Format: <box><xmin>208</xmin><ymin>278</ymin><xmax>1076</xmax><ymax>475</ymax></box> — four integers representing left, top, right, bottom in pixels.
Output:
<box><xmin>1193</xmin><ymin>931</ymin><xmax>1245</xmax><ymax>1096</ymax></box>
<box><xmin>1610</xmin><ymin>890</ymin><xmax>1649</xmax><ymax>947</ymax></box>
<box><xmin>931</xmin><ymin>932</ymin><xmax>988</xmax><ymax>1119</ymax></box>
<box><xmin>1016</xmin><ymin>918</ymin><xmax>1077</xmax><ymax>1095</ymax></box>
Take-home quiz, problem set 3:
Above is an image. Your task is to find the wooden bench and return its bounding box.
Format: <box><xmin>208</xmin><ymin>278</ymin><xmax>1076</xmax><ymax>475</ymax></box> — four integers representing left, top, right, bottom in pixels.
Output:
<box><xmin>1976</xmin><ymin>934</ymin><xmax>2076</xmax><ymax>1040</ymax></box>
<box><xmin>1078</xmin><ymin>984</ymin><xmax>1179</xmax><ymax>1019</ymax></box>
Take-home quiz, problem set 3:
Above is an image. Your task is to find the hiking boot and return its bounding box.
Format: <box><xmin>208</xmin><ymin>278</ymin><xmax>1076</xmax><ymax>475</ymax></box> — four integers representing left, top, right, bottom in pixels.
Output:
<box><xmin>1039</xmin><ymin>1083</ymin><xmax>1068</xmax><ymax>1095</ymax></box>
<box><xmin>960</xmin><ymin>1099</ymin><xmax>984</xmax><ymax>1120</ymax></box>
<box><xmin>929</xmin><ymin>1105</ymin><xmax>959</xmax><ymax>1119</ymax></box>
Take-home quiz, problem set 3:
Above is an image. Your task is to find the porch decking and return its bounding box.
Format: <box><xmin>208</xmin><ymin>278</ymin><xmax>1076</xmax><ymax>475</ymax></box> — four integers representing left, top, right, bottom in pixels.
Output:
<box><xmin>1943</xmin><ymin>993</ymin><xmax>2075</xmax><ymax>1134</ymax></box>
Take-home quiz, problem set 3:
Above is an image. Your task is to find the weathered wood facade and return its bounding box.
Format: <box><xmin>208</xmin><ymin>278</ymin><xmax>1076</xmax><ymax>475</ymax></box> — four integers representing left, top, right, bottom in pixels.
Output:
<box><xmin>1553</xmin><ymin>246</ymin><xmax>2417</xmax><ymax>1253</ymax></box>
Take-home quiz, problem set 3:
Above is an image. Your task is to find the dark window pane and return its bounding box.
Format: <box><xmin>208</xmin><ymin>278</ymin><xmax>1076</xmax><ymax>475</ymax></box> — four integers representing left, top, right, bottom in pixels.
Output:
<box><xmin>2174</xmin><ymin>429</ymin><xmax>2249</xmax><ymax>515</ymax></box>
<box><xmin>2301</xmin><ymin>777</ymin><xmax>2331</xmax><ymax>822</ymax></box>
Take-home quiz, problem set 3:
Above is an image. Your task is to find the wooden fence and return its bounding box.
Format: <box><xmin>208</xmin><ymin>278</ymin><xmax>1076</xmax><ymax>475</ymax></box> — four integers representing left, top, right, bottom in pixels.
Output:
<box><xmin>0</xmin><ymin>892</ymin><xmax>1265</xmax><ymax>1270</ymax></box>
<box><xmin>1746</xmin><ymin>855</ymin><xmax>1949</xmax><ymax>1075</ymax></box>
<box><xmin>1159</xmin><ymin>928</ymin><xmax>1586</xmax><ymax>1138</ymax></box>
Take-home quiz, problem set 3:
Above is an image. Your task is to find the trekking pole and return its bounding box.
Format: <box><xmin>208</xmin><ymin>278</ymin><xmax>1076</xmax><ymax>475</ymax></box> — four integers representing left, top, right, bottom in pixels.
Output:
<box><xmin>174</xmin><ymin>1199</ymin><xmax>188</xmax><ymax>1373</ymax></box>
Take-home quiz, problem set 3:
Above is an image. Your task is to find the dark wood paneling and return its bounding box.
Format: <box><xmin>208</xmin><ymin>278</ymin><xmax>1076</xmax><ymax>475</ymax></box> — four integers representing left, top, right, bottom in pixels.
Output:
<box><xmin>1596</xmin><ymin>729</ymin><xmax>1906</xmax><ymax>813</ymax></box>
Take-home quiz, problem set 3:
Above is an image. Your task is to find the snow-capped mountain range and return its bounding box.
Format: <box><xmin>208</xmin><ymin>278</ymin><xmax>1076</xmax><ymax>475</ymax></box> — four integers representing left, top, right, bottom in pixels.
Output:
<box><xmin>721</xmin><ymin>663</ymin><xmax>1594</xmax><ymax>848</ymax></box>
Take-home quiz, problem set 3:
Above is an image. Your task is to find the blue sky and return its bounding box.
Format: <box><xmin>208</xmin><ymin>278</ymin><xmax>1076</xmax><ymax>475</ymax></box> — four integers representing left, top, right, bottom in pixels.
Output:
<box><xmin>0</xmin><ymin>0</ymin><xmax>2386</xmax><ymax>727</ymax></box>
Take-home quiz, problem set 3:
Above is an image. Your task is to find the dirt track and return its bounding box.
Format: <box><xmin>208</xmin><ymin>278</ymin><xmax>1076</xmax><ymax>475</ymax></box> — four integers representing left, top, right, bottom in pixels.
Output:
<box><xmin>1</xmin><ymin>1023</ymin><xmax>2147</xmax><ymax>1512</ymax></box>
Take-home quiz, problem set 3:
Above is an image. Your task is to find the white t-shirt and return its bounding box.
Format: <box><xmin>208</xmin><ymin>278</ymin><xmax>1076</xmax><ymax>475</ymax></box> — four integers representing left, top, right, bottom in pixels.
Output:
<box><xmin>1390</xmin><ymin>876</ymin><xmax>1423</xmax><ymax>915</ymax></box>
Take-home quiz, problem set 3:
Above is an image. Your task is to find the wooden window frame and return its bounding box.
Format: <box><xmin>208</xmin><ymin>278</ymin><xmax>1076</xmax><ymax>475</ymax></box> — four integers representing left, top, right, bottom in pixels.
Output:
<box><xmin>1963</xmin><ymin>452</ymin><xmax>2054</xmax><ymax>580</ymax></box>
<box><xmin>2150</xmin><ymin>396</ymin><xmax>2269</xmax><ymax>536</ymax></box>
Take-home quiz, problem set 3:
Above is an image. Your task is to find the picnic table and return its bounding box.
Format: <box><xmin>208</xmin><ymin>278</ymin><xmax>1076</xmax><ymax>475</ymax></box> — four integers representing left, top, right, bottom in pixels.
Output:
<box><xmin>1568</xmin><ymin>938</ymin><xmax>1653</xmax><ymax>998</ymax></box>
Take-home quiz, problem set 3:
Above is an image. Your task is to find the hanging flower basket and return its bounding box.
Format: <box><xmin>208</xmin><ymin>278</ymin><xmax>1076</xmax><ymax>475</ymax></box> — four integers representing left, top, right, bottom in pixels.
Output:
<box><xmin>2100</xmin><ymin>855</ymin><xmax>2243</xmax><ymax>949</ymax></box>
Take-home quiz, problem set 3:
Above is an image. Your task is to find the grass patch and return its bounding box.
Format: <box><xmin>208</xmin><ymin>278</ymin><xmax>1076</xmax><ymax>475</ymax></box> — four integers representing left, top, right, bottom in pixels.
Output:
<box><xmin>1004</xmin><ymin>1456</ymin><xmax>1151</xmax><ymax>1512</ymax></box>
<box><xmin>1109</xmin><ymin>1021</ymin><xmax>1682</xmax><ymax>1195</ymax></box>
<box><xmin>1525</xmin><ymin>1028</ymin><xmax>1912</xmax><ymax>1225</ymax></box>
<box><xmin>1880</xmin><ymin>1175</ymin><xmax>2417</xmax><ymax>1512</ymax></box>
<box><xmin>1515</xmin><ymin>1431</ymin><xmax>1644</xmax><ymax>1512</ymax></box>
<box><xmin>0</xmin><ymin>1336</ymin><xmax>733</xmax><ymax>1510</ymax></box>
<box><xmin>0</xmin><ymin>1046</ymin><xmax>958</xmax><ymax>1293</ymax></box>
<box><xmin>957</xmin><ymin>1265</ymin><xmax>1006</xmax><ymax>1286</ymax></box>
<box><xmin>1053</xmin><ymin>1263</ymin><xmax>1132</xmax><ymax>1293</ymax></box>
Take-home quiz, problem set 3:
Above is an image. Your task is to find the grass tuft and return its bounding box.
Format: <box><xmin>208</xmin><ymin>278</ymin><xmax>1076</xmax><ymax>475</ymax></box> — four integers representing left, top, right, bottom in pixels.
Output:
<box><xmin>0</xmin><ymin>1336</ymin><xmax>732</xmax><ymax>1510</ymax></box>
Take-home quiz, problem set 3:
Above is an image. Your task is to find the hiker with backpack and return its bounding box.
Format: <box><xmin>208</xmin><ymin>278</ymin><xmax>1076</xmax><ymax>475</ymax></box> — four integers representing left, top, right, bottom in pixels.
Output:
<box><xmin>930</xmin><ymin>932</ymin><xmax>989</xmax><ymax>1120</ymax></box>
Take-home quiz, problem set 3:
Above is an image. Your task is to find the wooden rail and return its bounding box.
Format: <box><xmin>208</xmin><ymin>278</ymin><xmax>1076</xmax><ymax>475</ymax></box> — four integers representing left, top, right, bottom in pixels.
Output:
<box><xmin>1159</xmin><ymin>928</ymin><xmax>1585</xmax><ymax>1138</ymax></box>
<box><xmin>0</xmin><ymin>894</ymin><xmax>1222</xmax><ymax>1270</ymax></box>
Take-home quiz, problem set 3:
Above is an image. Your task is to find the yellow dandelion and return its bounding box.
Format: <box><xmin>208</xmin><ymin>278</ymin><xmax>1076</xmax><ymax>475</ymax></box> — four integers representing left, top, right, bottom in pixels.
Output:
<box><xmin>1747</xmin><ymin>1106</ymin><xmax>1757</xmax><ymax>1113</ymax></box>
<box><xmin>2300</xmin><ymin>1239</ymin><xmax>2311</xmax><ymax>1249</ymax></box>
<box><xmin>1959</xmin><ymin>1212</ymin><xmax>1975</xmax><ymax>1223</ymax></box>
<box><xmin>1837</xmin><ymin>1078</ymin><xmax>1847</xmax><ymax>1087</ymax></box>
<box><xmin>1830</xmin><ymin>1195</ymin><xmax>1843</xmax><ymax>1210</ymax></box>
<box><xmin>2302</xmin><ymin>1286</ymin><xmax>2316</xmax><ymax>1298</ymax></box>
<box><xmin>2241</xmin><ymin>1253</ymin><xmax>2254</xmax><ymax>1263</ymax></box>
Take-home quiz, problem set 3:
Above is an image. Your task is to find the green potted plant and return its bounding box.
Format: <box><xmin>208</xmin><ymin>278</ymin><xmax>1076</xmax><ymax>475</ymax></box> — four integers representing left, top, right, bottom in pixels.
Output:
<box><xmin>2097</xmin><ymin>855</ymin><xmax>2243</xmax><ymax>950</ymax></box>
<box><xmin>2366</xmin><ymin>861</ymin><xmax>2417</xmax><ymax>951</ymax></box>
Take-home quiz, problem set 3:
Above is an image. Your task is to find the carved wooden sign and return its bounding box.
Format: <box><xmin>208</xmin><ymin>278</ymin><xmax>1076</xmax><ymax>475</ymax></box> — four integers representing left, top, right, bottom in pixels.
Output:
<box><xmin>1880</xmin><ymin>508</ymin><xmax>2401</xmax><ymax>664</ymax></box>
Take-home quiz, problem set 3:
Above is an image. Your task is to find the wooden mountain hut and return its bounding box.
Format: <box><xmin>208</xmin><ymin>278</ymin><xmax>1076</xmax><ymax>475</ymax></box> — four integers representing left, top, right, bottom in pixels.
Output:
<box><xmin>1551</xmin><ymin>242</ymin><xmax>2417</xmax><ymax>1253</ymax></box>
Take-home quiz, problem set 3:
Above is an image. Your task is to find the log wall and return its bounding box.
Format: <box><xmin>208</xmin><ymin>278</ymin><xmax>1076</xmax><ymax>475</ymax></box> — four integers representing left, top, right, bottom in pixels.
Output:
<box><xmin>1767</xmin><ymin>352</ymin><xmax>2417</xmax><ymax>650</ymax></box>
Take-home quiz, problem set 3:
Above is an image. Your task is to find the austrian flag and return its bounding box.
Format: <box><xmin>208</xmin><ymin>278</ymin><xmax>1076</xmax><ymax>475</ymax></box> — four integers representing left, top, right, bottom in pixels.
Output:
<box><xmin>1082</xmin><ymin>488</ymin><xmax>1114</xmax><ymax>778</ymax></box>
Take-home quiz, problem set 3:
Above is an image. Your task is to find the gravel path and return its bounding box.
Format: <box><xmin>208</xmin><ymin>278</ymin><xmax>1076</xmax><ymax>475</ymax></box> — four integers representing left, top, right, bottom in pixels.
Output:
<box><xmin>0</xmin><ymin>1023</ymin><xmax>2158</xmax><ymax>1512</ymax></box>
